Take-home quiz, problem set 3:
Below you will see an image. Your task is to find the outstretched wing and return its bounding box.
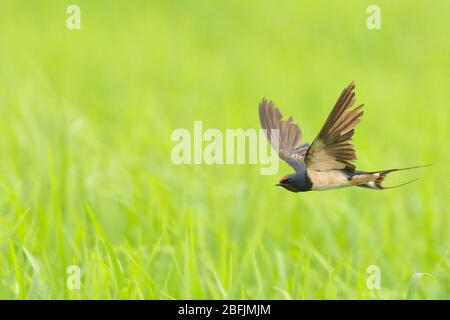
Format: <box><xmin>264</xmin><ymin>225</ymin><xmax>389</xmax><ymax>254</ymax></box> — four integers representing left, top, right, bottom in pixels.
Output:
<box><xmin>259</xmin><ymin>98</ymin><xmax>310</xmax><ymax>172</ymax></box>
<box><xmin>305</xmin><ymin>82</ymin><xmax>364</xmax><ymax>171</ymax></box>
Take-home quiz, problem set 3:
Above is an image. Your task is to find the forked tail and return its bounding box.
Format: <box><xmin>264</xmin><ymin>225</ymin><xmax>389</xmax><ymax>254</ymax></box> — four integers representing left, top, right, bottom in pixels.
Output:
<box><xmin>357</xmin><ymin>165</ymin><xmax>430</xmax><ymax>190</ymax></box>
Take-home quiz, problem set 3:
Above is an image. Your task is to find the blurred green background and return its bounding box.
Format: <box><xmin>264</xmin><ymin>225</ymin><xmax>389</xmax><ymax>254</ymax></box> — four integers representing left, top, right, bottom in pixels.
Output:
<box><xmin>0</xmin><ymin>0</ymin><xmax>448</xmax><ymax>299</ymax></box>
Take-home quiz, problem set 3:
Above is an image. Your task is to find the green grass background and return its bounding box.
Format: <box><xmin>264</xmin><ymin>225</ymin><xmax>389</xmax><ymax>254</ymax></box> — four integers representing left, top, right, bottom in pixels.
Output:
<box><xmin>0</xmin><ymin>0</ymin><xmax>448</xmax><ymax>299</ymax></box>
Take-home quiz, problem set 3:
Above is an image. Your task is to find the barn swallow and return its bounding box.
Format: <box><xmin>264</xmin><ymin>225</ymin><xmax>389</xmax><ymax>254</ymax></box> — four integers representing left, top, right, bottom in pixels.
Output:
<box><xmin>259</xmin><ymin>82</ymin><xmax>427</xmax><ymax>192</ymax></box>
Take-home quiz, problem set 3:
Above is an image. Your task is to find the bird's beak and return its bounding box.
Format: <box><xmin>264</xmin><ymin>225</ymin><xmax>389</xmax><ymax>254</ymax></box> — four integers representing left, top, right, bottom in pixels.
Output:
<box><xmin>275</xmin><ymin>183</ymin><xmax>282</xmax><ymax>187</ymax></box>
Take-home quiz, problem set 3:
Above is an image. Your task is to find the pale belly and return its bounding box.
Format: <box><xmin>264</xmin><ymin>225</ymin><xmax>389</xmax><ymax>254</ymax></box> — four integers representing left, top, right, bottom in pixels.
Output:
<box><xmin>307</xmin><ymin>169</ymin><xmax>354</xmax><ymax>191</ymax></box>
<box><xmin>307</xmin><ymin>169</ymin><xmax>377</xmax><ymax>191</ymax></box>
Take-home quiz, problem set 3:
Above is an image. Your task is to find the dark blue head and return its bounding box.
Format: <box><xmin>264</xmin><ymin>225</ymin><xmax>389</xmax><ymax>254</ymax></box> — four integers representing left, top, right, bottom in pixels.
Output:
<box><xmin>276</xmin><ymin>171</ymin><xmax>312</xmax><ymax>193</ymax></box>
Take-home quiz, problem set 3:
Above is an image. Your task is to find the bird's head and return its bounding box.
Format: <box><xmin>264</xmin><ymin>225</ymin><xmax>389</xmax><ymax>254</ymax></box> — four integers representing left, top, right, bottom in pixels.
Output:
<box><xmin>276</xmin><ymin>174</ymin><xmax>301</xmax><ymax>193</ymax></box>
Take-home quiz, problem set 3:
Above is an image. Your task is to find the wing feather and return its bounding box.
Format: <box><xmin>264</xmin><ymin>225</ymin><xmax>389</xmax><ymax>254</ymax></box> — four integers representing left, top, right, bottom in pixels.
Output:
<box><xmin>305</xmin><ymin>82</ymin><xmax>364</xmax><ymax>171</ymax></box>
<box><xmin>259</xmin><ymin>98</ymin><xmax>309</xmax><ymax>172</ymax></box>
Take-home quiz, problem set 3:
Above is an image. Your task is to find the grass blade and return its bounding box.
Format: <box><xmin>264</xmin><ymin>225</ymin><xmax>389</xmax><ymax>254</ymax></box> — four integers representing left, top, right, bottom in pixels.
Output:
<box><xmin>406</xmin><ymin>273</ymin><xmax>435</xmax><ymax>300</ymax></box>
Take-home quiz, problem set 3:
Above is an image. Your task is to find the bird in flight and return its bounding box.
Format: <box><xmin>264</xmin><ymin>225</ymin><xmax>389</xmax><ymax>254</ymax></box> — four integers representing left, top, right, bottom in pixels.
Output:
<box><xmin>259</xmin><ymin>82</ymin><xmax>426</xmax><ymax>192</ymax></box>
